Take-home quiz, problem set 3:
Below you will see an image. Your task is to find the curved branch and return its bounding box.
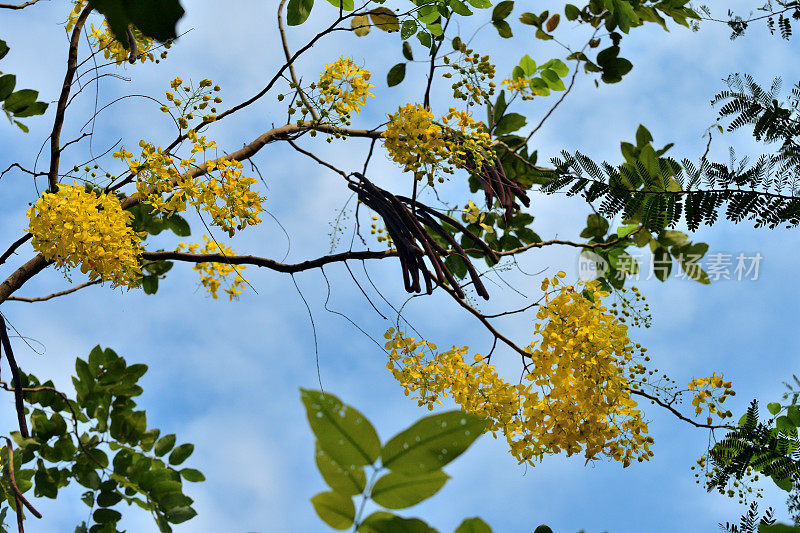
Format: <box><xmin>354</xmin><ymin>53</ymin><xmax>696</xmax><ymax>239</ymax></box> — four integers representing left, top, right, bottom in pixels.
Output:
<box><xmin>629</xmin><ymin>389</ymin><xmax>735</xmax><ymax>430</ymax></box>
<box><xmin>6</xmin><ymin>280</ymin><xmax>102</xmax><ymax>303</ymax></box>
<box><xmin>141</xmin><ymin>249</ymin><xmax>395</xmax><ymax>273</ymax></box>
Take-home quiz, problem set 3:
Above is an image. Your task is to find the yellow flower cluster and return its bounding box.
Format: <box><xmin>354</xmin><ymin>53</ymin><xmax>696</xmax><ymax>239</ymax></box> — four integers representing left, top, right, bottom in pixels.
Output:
<box><xmin>442</xmin><ymin>46</ymin><xmax>496</xmax><ymax>106</ymax></box>
<box><xmin>176</xmin><ymin>236</ymin><xmax>248</xmax><ymax>300</ymax></box>
<box><xmin>370</xmin><ymin>216</ymin><xmax>393</xmax><ymax>248</ymax></box>
<box><xmin>687</xmin><ymin>373</ymin><xmax>735</xmax><ymax>424</ymax></box>
<box><xmin>386</xmin><ymin>275</ymin><xmax>654</xmax><ymax>467</ymax></box>
<box><xmin>462</xmin><ymin>200</ymin><xmax>494</xmax><ymax>234</ymax></box>
<box><xmin>317</xmin><ymin>57</ymin><xmax>374</xmax><ymax>122</ymax></box>
<box><xmin>67</xmin><ymin>1</ymin><xmax>166</xmax><ymax>65</ymax></box>
<box><xmin>161</xmin><ymin>77</ymin><xmax>221</xmax><ymax>126</ymax></box>
<box><xmin>27</xmin><ymin>184</ymin><xmax>143</xmax><ymax>288</ymax></box>
<box><xmin>383</xmin><ymin>104</ymin><xmax>493</xmax><ymax>184</ymax></box>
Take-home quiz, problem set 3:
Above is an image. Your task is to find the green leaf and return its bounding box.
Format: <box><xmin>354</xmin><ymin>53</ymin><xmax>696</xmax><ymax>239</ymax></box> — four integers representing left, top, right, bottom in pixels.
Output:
<box><xmin>154</xmin><ymin>434</ymin><xmax>176</xmax><ymax>457</ymax></box>
<box><xmin>416</xmin><ymin>30</ymin><xmax>432</xmax><ymax>48</ymax></box>
<box><xmin>168</xmin><ymin>443</ymin><xmax>194</xmax><ymax>465</ymax></box>
<box><xmin>518</xmin><ymin>55</ymin><xmax>536</xmax><ymax>76</ymax></box>
<box><xmin>351</xmin><ymin>14</ymin><xmax>371</xmax><ymax>36</ymax></box>
<box><xmin>122</xmin><ymin>0</ymin><xmax>185</xmax><ymax>42</ymax></box>
<box><xmin>325</xmin><ymin>0</ymin><xmax>355</xmax><ymax>10</ymax></box>
<box><xmin>381</xmin><ymin>411</ymin><xmax>486</xmax><ymax>474</ymax></box>
<box><xmin>358</xmin><ymin>512</ymin><xmax>438</xmax><ymax>533</ymax></box>
<box><xmin>371</xmin><ymin>470</ymin><xmax>449</xmax><ymax>509</ymax></box>
<box><xmin>636</xmin><ymin>124</ymin><xmax>654</xmax><ymax>147</ymax></box>
<box><xmin>287</xmin><ymin>0</ymin><xmax>315</xmax><ymax>25</ymax></box>
<box><xmin>492</xmin><ymin>19</ymin><xmax>512</xmax><ymax>38</ymax></box>
<box><xmin>3</xmin><ymin>89</ymin><xmax>37</xmax><ymax>114</ymax></box>
<box><xmin>93</xmin><ymin>508</ymin><xmax>122</xmax><ymax>524</ymax></box>
<box><xmin>0</xmin><ymin>74</ymin><xmax>16</xmax><ymax>101</ymax></box>
<box><xmin>370</xmin><ymin>7</ymin><xmax>399</xmax><ymax>32</ymax></box>
<box><xmin>0</xmin><ymin>40</ymin><xmax>8</xmax><ymax>61</ymax></box>
<box><xmin>142</xmin><ymin>275</ymin><xmax>159</xmax><ymax>295</ymax></box>
<box><xmin>315</xmin><ymin>442</ymin><xmax>366</xmax><ymax>496</ymax></box>
<box><xmin>564</xmin><ymin>4</ymin><xmax>580</xmax><ymax>21</ymax></box>
<box><xmin>455</xmin><ymin>517</ymin><xmax>493</xmax><ymax>533</ymax></box>
<box><xmin>401</xmin><ymin>19</ymin><xmax>418</xmax><ymax>39</ymax></box>
<box><xmin>760</xmin><ymin>524</ymin><xmax>800</xmax><ymax>532</ymax></box>
<box><xmin>180</xmin><ymin>468</ymin><xmax>206</xmax><ymax>482</ymax></box>
<box><xmin>533</xmin><ymin>526</ymin><xmax>554</xmax><ymax>533</ymax></box>
<box><xmin>402</xmin><ymin>41</ymin><xmax>414</xmax><ymax>61</ymax></box>
<box><xmin>788</xmin><ymin>405</ymin><xmax>800</xmax><ymax>426</ymax></box>
<box><xmin>300</xmin><ymin>389</ymin><xmax>381</xmax><ymax>467</ymax></box>
<box><xmin>542</xmin><ymin>58</ymin><xmax>568</xmax><ymax>77</ymax></box>
<box><xmin>387</xmin><ymin>63</ymin><xmax>406</xmax><ymax>87</ymax></box>
<box><xmin>540</xmin><ymin>68</ymin><xmax>565</xmax><ymax>91</ymax></box>
<box><xmin>767</xmin><ymin>402</ymin><xmax>782</xmax><ymax>416</ymax></box>
<box><xmin>493</xmin><ymin>113</ymin><xmax>526</xmax><ymax>136</ymax></box>
<box><xmin>164</xmin><ymin>506</ymin><xmax>197</xmax><ymax>524</ymax></box>
<box><xmin>449</xmin><ymin>0</ymin><xmax>473</xmax><ymax>16</ymax></box>
<box><xmin>580</xmin><ymin>214</ymin><xmax>609</xmax><ymax>239</ymax></box>
<box><xmin>467</xmin><ymin>0</ymin><xmax>492</xmax><ymax>8</ymax></box>
<box><xmin>491</xmin><ymin>1</ymin><xmax>514</xmax><ymax>21</ymax></box>
<box><xmin>311</xmin><ymin>491</ymin><xmax>355</xmax><ymax>530</ymax></box>
<box><xmin>13</xmin><ymin>101</ymin><xmax>48</xmax><ymax>118</ymax></box>
<box><xmin>445</xmin><ymin>255</ymin><xmax>468</xmax><ymax>279</ymax></box>
<box><xmin>519</xmin><ymin>12</ymin><xmax>538</xmax><ymax>25</ymax></box>
<box><xmin>772</xmin><ymin>474</ymin><xmax>793</xmax><ymax>492</ymax></box>
<box><xmin>652</xmin><ymin>246</ymin><xmax>672</xmax><ymax>281</ymax></box>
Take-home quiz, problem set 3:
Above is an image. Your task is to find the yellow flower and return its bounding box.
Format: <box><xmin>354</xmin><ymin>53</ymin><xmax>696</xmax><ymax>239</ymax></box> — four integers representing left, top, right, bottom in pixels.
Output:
<box><xmin>27</xmin><ymin>183</ymin><xmax>143</xmax><ymax>288</ymax></box>
<box><xmin>318</xmin><ymin>57</ymin><xmax>374</xmax><ymax>120</ymax></box>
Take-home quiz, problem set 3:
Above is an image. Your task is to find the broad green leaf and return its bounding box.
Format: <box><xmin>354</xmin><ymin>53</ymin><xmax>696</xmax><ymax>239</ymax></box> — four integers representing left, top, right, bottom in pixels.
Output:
<box><xmin>122</xmin><ymin>0</ymin><xmax>185</xmax><ymax>42</ymax></box>
<box><xmin>518</xmin><ymin>55</ymin><xmax>536</xmax><ymax>76</ymax></box>
<box><xmin>636</xmin><ymin>124</ymin><xmax>654</xmax><ymax>147</ymax></box>
<box><xmin>652</xmin><ymin>246</ymin><xmax>672</xmax><ymax>281</ymax></box>
<box><xmin>467</xmin><ymin>0</ymin><xmax>492</xmax><ymax>8</ymax></box>
<box><xmin>533</xmin><ymin>526</ymin><xmax>554</xmax><ymax>533</ymax></box>
<box><xmin>325</xmin><ymin>0</ymin><xmax>355</xmax><ymax>10</ymax></box>
<box><xmin>455</xmin><ymin>517</ymin><xmax>493</xmax><ymax>533</ymax></box>
<box><xmin>12</xmin><ymin>100</ymin><xmax>47</xmax><ymax>118</ymax></box>
<box><xmin>0</xmin><ymin>74</ymin><xmax>16</xmax><ymax>101</ymax></box>
<box><xmin>164</xmin><ymin>506</ymin><xmax>197</xmax><ymax>524</ymax></box>
<box><xmin>0</xmin><ymin>40</ymin><xmax>8</xmax><ymax>61</ymax></box>
<box><xmin>542</xmin><ymin>58</ymin><xmax>568</xmax><ymax>77</ymax></box>
<box><xmin>519</xmin><ymin>12</ymin><xmax>538</xmax><ymax>25</ymax></box>
<box><xmin>370</xmin><ymin>7</ymin><xmax>399</xmax><ymax>32</ymax></box>
<box><xmin>402</xmin><ymin>41</ymin><xmax>414</xmax><ymax>60</ymax></box>
<box><xmin>788</xmin><ymin>405</ymin><xmax>800</xmax><ymax>426</ymax></box>
<box><xmin>3</xmin><ymin>89</ymin><xmax>37</xmax><ymax>114</ymax></box>
<box><xmin>564</xmin><ymin>4</ymin><xmax>580</xmax><ymax>21</ymax></box>
<box><xmin>416</xmin><ymin>31</ymin><xmax>432</xmax><ymax>48</ymax></box>
<box><xmin>387</xmin><ymin>63</ymin><xmax>406</xmax><ymax>87</ymax></box>
<box><xmin>93</xmin><ymin>508</ymin><xmax>122</xmax><ymax>524</ymax></box>
<box><xmin>168</xmin><ymin>443</ymin><xmax>194</xmax><ymax>465</ymax></box>
<box><xmin>142</xmin><ymin>275</ymin><xmax>159</xmax><ymax>294</ymax></box>
<box><xmin>351</xmin><ymin>14</ymin><xmax>371</xmax><ymax>36</ymax></box>
<box><xmin>529</xmin><ymin>77</ymin><xmax>550</xmax><ymax>96</ymax></box>
<box><xmin>381</xmin><ymin>411</ymin><xmax>486</xmax><ymax>474</ymax></box>
<box><xmin>300</xmin><ymin>389</ymin><xmax>380</xmax><ymax>467</ymax></box>
<box><xmin>449</xmin><ymin>0</ymin><xmax>473</xmax><ymax>16</ymax></box>
<box><xmin>772</xmin><ymin>473</ymin><xmax>793</xmax><ymax>492</ymax></box>
<box><xmin>491</xmin><ymin>1</ymin><xmax>514</xmax><ymax>21</ymax></box>
<box><xmin>492</xmin><ymin>19</ymin><xmax>512</xmax><ymax>38</ymax></box>
<box><xmin>311</xmin><ymin>491</ymin><xmax>355</xmax><ymax>530</ymax></box>
<box><xmin>154</xmin><ymin>434</ymin><xmax>176</xmax><ymax>457</ymax></box>
<box><xmin>580</xmin><ymin>214</ymin><xmax>609</xmax><ymax>239</ymax></box>
<box><xmin>287</xmin><ymin>0</ymin><xmax>315</xmax><ymax>25</ymax></box>
<box><xmin>493</xmin><ymin>113</ymin><xmax>526</xmax><ymax>136</ymax></box>
<box><xmin>767</xmin><ymin>402</ymin><xmax>782</xmax><ymax>415</ymax></box>
<box><xmin>401</xmin><ymin>19</ymin><xmax>418</xmax><ymax>39</ymax></box>
<box><xmin>371</xmin><ymin>470</ymin><xmax>449</xmax><ymax>509</ymax></box>
<box><xmin>180</xmin><ymin>468</ymin><xmax>206</xmax><ymax>482</ymax></box>
<box><xmin>315</xmin><ymin>442</ymin><xmax>367</xmax><ymax>496</ymax></box>
<box><xmin>358</xmin><ymin>512</ymin><xmax>438</xmax><ymax>533</ymax></box>
<box><xmin>540</xmin><ymin>68</ymin><xmax>565</xmax><ymax>91</ymax></box>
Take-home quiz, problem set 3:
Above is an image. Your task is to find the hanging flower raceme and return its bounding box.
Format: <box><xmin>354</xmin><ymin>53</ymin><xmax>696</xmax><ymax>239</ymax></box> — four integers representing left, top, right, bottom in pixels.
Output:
<box><xmin>386</xmin><ymin>274</ymin><xmax>654</xmax><ymax>467</ymax></box>
<box><xmin>317</xmin><ymin>57</ymin><xmax>374</xmax><ymax>121</ymax></box>
<box><xmin>27</xmin><ymin>183</ymin><xmax>144</xmax><ymax>288</ymax></box>
<box><xmin>176</xmin><ymin>236</ymin><xmax>249</xmax><ymax>300</ymax></box>
<box><xmin>382</xmin><ymin>104</ymin><xmax>494</xmax><ymax>185</ymax></box>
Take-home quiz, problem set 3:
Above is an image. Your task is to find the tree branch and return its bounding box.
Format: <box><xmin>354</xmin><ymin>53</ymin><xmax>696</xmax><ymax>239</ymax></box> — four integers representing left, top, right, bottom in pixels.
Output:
<box><xmin>0</xmin><ymin>0</ymin><xmax>42</xmax><ymax>9</ymax></box>
<box><xmin>48</xmin><ymin>4</ymin><xmax>92</xmax><ymax>193</ymax></box>
<box><xmin>6</xmin><ymin>280</ymin><xmax>102</xmax><ymax>303</ymax></box>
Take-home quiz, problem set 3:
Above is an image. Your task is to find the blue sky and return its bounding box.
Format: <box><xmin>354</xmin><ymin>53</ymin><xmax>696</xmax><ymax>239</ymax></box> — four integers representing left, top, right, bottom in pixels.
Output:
<box><xmin>1</xmin><ymin>1</ymin><xmax>800</xmax><ymax>532</ymax></box>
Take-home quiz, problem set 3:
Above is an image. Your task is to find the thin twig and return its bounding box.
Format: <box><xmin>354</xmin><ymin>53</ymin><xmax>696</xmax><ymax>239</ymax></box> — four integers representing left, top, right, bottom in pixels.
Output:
<box><xmin>6</xmin><ymin>280</ymin><xmax>102</xmax><ymax>303</ymax></box>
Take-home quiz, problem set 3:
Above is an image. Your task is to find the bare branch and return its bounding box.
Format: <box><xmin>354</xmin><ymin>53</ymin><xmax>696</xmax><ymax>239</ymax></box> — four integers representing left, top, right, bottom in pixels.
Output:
<box><xmin>0</xmin><ymin>0</ymin><xmax>42</xmax><ymax>9</ymax></box>
<box><xmin>6</xmin><ymin>280</ymin><xmax>102</xmax><ymax>303</ymax></box>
